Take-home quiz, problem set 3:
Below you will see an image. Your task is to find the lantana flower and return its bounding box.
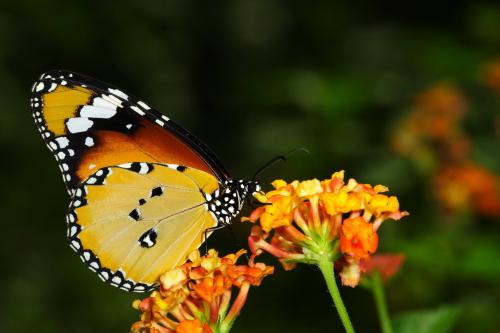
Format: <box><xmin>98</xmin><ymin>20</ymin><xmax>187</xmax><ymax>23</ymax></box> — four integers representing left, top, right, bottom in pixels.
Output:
<box><xmin>244</xmin><ymin>171</ymin><xmax>407</xmax><ymax>285</ymax></box>
<box><xmin>131</xmin><ymin>249</ymin><xmax>273</xmax><ymax>333</ymax></box>
<box><xmin>480</xmin><ymin>58</ymin><xmax>500</xmax><ymax>94</ymax></box>
<box><xmin>242</xmin><ymin>171</ymin><xmax>408</xmax><ymax>332</ymax></box>
<box><xmin>433</xmin><ymin>163</ymin><xmax>500</xmax><ymax>218</ymax></box>
<box><xmin>391</xmin><ymin>82</ymin><xmax>470</xmax><ymax>164</ymax></box>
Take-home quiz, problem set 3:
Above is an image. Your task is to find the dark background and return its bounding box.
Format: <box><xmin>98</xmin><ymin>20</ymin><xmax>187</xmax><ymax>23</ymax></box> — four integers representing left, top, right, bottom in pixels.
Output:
<box><xmin>1</xmin><ymin>1</ymin><xmax>499</xmax><ymax>332</ymax></box>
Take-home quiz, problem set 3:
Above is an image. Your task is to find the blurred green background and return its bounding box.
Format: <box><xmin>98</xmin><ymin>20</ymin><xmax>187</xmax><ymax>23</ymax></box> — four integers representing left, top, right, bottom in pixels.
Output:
<box><xmin>1</xmin><ymin>1</ymin><xmax>499</xmax><ymax>332</ymax></box>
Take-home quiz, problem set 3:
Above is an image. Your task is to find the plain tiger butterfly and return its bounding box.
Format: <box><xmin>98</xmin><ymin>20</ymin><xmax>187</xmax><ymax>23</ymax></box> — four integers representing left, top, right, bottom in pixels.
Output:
<box><xmin>31</xmin><ymin>70</ymin><xmax>260</xmax><ymax>292</ymax></box>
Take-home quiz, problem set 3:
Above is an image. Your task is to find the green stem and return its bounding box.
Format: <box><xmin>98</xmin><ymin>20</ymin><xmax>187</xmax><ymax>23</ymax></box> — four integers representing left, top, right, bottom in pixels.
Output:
<box><xmin>371</xmin><ymin>272</ymin><xmax>393</xmax><ymax>333</ymax></box>
<box><xmin>317</xmin><ymin>257</ymin><xmax>355</xmax><ymax>333</ymax></box>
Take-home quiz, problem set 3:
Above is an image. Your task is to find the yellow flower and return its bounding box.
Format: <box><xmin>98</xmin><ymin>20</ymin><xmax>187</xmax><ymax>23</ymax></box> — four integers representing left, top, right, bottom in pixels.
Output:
<box><xmin>159</xmin><ymin>267</ymin><xmax>187</xmax><ymax>290</ymax></box>
<box><xmin>322</xmin><ymin>190</ymin><xmax>362</xmax><ymax>215</ymax></box>
<box><xmin>296</xmin><ymin>179</ymin><xmax>323</xmax><ymax>197</ymax></box>
<box><xmin>367</xmin><ymin>194</ymin><xmax>400</xmax><ymax>216</ymax></box>
<box><xmin>260</xmin><ymin>196</ymin><xmax>294</xmax><ymax>232</ymax></box>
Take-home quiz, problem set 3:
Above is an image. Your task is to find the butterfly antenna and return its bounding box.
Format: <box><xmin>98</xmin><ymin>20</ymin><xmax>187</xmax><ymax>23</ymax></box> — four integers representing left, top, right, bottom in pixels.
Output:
<box><xmin>252</xmin><ymin>148</ymin><xmax>309</xmax><ymax>181</ymax></box>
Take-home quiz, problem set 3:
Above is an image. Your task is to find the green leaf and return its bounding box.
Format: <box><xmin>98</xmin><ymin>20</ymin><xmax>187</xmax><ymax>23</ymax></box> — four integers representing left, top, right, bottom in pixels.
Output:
<box><xmin>393</xmin><ymin>305</ymin><xmax>462</xmax><ymax>333</ymax></box>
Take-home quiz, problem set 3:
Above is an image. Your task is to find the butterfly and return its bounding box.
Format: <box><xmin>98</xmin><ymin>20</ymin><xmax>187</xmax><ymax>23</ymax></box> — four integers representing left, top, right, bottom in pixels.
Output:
<box><xmin>30</xmin><ymin>70</ymin><xmax>260</xmax><ymax>292</ymax></box>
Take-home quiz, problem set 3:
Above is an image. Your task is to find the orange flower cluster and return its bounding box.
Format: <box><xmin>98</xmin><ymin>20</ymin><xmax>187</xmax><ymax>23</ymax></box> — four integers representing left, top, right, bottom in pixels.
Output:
<box><xmin>480</xmin><ymin>58</ymin><xmax>500</xmax><ymax>94</ymax></box>
<box><xmin>243</xmin><ymin>171</ymin><xmax>408</xmax><ymax>286</ymax></box>
<box><xmin>131</xmin><ymin>249</ymin><xmax>273</xmax><ymax>333</ymax></box>
<box><xmin>433</xmin><ymin>164</ymin><xmax>500</xmax><ymax>218</ymax></box>
<box><xmin>391</xmin><ymin>82</ymin><xmax>469</xmax><ymax>162</ymax></box>
<box><xmin>392</xmin><ymin>80</ymin><xmax>500</xmax><ymax>219</ymax></box>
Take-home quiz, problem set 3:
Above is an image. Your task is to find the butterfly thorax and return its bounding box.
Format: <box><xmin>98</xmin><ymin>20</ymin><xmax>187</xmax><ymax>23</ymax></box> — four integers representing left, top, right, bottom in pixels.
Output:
<box><xmin>204</xmin><ymin>179</ymin><xmax>260</xmax><ymax>226</ymax></box>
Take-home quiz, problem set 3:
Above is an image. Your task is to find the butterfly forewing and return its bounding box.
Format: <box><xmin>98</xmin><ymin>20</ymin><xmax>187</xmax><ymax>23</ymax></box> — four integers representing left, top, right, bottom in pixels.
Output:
<box><xmin>31</xmin><ymin>70</ymin><xmax>228</xmax><ymax>195</ymax></box>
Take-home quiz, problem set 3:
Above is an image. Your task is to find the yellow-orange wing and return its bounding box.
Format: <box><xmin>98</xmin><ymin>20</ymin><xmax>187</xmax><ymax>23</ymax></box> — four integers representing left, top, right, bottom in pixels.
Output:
<box><xmin>67</xmin><ymin>162</ymin><xmax>220</xmax><ymax>292</ymax></box>
<box><xmin>31</xmin><ymin>70</ymin><xmax>229</xmax><ymax>195</ymax></box>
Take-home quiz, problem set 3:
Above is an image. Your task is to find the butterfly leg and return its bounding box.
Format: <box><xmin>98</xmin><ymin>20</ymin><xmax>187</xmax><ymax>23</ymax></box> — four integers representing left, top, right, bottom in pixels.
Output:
<box><xmin>202</xmin><ymin>224</ymin><xmax>227</xmax><ymax>255</ymax></box>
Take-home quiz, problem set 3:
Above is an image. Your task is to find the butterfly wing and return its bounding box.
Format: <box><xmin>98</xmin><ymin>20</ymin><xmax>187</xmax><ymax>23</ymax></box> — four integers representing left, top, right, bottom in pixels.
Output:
<box><xmin>31</xmin><ymin>70</ymin><xmax>229</xmax><ymax>195</ymax></box>
<box><xmin>67</xmin><ymin>162</ymin><xmax>219</xmax><ymax>292</ymax></box>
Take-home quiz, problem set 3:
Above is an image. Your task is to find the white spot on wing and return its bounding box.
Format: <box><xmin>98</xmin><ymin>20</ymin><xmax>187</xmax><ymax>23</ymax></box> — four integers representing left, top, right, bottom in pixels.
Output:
<box><xmin>139</xmin><ymin>163</ymin><xmax>149</xmax><ymax>174</ymax></box>
<box><xmin>109</xmin><ymin>88</ymin><xmax>129</xmax><ymax>100</ymax></box>
<box><xmin>93</xmin><ymin>97</ymin><xmax>118</xmax><ymax>110</ymax></box>
<box><xmin>130</xmin><ymin>105</ymin><xmax>145</xmax><ymax>115</ymax></box>
<box><xmin>103</xmin><ymin>94</ymin><xmax>122</xmax><ymax>106</ymax></box>
<box><xmin>48</xmin><ymin>82</ymin><xmax>57</xmax><ymax>92</ymax></box>
<box><xmin>119</xmin><ymin>163</ymin><xmax>132</xmax><ymax>168</ymax></box>
<box><xmin>80</xmin><ymin>105</ymin><xmax>117</xmax><ymax>119</ymax></box>
<box><xmin>137</xmin><ymin>101</ymin><xmax>151</xmax><ymax>110</ymax></box>
<box><xmin>66</xmin><ymin>118</ymin><xmax>94</xmax><ymax>133</ymax></box>
<box><xmin>34</xmin><ymin>82</ymin><xmax>44</xmax><ymax>92</ymax></box>
<box><xmin>70</xmin><ymin>240</ymin><xmax>81</xmax><ymax>250</ymax></box>
<box><xmin>155</xmin><ymin>119</ymin><xmax>164</xmax><ymax>126</ymax></box>
<box><xmin>85</xmin><ymin>136</ymin><xmax>94</xmax><ymax>147</ymax></box>
<box><xmin>69</xmin><ymin>225</ymin><xmax>78</xmax><ymax>237</ymax></box>
<box><xmin>55</xmin><ymin>137</ymin><xmax>69</xmax><ymax>148</ymax></box>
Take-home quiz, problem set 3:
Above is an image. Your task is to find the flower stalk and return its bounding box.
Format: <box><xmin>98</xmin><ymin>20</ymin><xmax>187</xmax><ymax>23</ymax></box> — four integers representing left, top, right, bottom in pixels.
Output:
<box><xmin>318</xmin><ymin>256</ymin><xmax>355</xmax><ymax>333</ymax></box>
<box><xmin>370</xmin><ymin>272</ymin><xmax>393</xmax><ymax>333</ymax></box>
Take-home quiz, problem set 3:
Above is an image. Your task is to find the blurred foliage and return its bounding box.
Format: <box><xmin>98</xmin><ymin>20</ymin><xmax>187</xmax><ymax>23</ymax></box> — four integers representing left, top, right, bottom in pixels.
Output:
<box><xmin>0</xmin><ymin>1</ymin><xmax>499</xmax><ymax>332</ymax></box>
<box><xmin>393</xmin><ymin>305</ymin><xmax>463</xmax><ymax>333</ymax></box>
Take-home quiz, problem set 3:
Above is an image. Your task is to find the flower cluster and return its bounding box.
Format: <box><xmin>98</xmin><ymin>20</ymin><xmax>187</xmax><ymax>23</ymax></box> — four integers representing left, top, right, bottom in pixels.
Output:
<box><xmin>131</xmin><ymin>249</ymin><xmax>273</xmax><ymax>333</ymax></box>
<box><xmin>391</xmin><ymin>81</ymin><xmax>500</xmax><ymax>219</ymax></box>
<box><xmin>433</xmin><ymin>163</ymin><xmax>500</xmax><ymax>218</ymax></box>
<box><xmin>243</xmin><ymin>171</ymin><xmax>408</xmax><ymax>287</ymax></box>
<box><xmin>391</xmin><ymin>82</ymin><xmax>469</xmax><ymax>164</ymax></box>
<box><xmin>480</xmin><ymin>58</ymin><xmax>500</xmax><ymax>94</ymax></box>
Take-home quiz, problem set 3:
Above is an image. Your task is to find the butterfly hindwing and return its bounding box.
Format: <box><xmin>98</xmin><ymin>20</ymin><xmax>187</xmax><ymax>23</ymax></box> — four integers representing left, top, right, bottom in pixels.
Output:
<box><xmin>67</xmin><ymin>162</ymin><xmax>220</xmax><ymax>292</ymax></box>
<box><xmin>31</xmin><ymin>70</ymin><xmax>228</xmax><ymax>195</ymax></box>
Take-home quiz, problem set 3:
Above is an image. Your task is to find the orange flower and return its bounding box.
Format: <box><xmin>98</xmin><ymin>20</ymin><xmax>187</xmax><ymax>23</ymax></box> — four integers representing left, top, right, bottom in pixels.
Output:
<box><xmin>243</xmin><ymin>172</ymin><xmax>408</xmax><ymax>287</ymax></box>
<box><xmin>391</xmin><ymin>82</ymin><xmax>469</xmax><ymax>162</ymax></box>
<box><xmin>340</xmin><ymin>217</ymin><xmax>378</xmax><ymax>260</ymax></box>
<box><xmin>131</xmin><ymin>249</ymin><xmax>273</xmax><ymax>333</ymax></box>
<box><xmin>414</xmin><ymin>83</ymin><xmax>466</xmax><ymax>122</ymax></box>
<box><xmin>434</xmin><ymin>163</ymin><xmax>500</xmax><ymax>218</ymax></box>
<box><xmin>260</xmin><ymin>196</ymin><xmax>294</xmax><ymax>232</ymax></box>
<box><xmin>176</xmin><ymin>319</ymin><xmax>213</xmax><ymax>333</ymax></box>
<box><xmin>480</xmin><ymin>58</ymin><xmax>500</xmax><ymax>94</ymax></box>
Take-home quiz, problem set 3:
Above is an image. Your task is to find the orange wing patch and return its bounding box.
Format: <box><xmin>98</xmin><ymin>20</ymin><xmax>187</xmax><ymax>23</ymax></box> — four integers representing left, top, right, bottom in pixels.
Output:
<box><xmin>77</xmin><ymin>119</ymin><xmax>215</xmax><ymax>182</ymax></box>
